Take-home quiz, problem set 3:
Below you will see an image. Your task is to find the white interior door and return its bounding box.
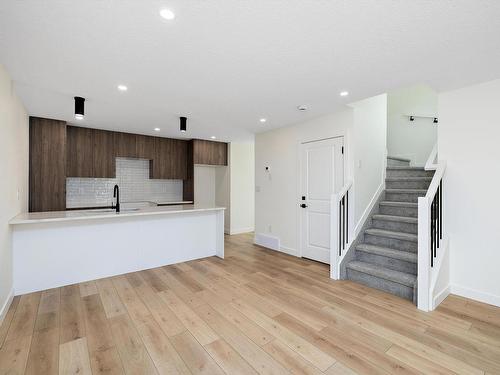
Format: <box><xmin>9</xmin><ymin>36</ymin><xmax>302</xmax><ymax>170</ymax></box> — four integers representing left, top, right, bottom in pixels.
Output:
<box><xmin>300</xmin><ymin>137</ymin><xmax>344</xmax><ymax>264</ymax></box>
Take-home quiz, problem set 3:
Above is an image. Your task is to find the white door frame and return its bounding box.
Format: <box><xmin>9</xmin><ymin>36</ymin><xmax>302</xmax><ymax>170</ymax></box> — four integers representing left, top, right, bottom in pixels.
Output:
<box><xmin>297</xmin><ymin>135</ymin><xmax>346</xmax><ymax>260</ymax></box>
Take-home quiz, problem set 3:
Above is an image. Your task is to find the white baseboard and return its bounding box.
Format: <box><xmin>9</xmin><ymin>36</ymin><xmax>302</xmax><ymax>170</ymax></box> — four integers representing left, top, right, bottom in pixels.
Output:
<box><xmin>230</xmin><ymin>227</ymin><xmax>254</xmax><ymax>235</ymax></box>
<box><xmin>433</xmin><ymin>285</ymin><xmax>451</xmax><ymax>308</ymax></box>
<box><xmin>353</xmin><ymin>182</ymin><xmax>384</xmax><ymax>237</ymax></box>
<box><xmin>450</xmin><ymin>284</ymin><xmax>500</xmax><ymax>308</ymax></box>
<box><xmin>280</xmin><ymin>245</ymin><xmax>299</xmax><ymax>257</ymax></box>
<box><xmin>0</xmin><ymin>289</ymin><xmax>14</xmax><ymax>326</ymax></box>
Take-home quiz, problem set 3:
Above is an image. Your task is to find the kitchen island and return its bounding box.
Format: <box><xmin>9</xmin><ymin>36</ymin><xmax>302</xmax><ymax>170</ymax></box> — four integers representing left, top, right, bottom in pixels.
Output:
<box><xmin>10</xmin><ymin>205</ymin><xmax>225</xmax><ymax>294</ymax></box>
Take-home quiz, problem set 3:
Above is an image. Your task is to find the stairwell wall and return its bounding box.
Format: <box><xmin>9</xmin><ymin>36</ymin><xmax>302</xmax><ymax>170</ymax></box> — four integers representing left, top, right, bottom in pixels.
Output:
<box><xmin>254</xmin><ymin>94</ymin><xmax>387</xmax><ymax>257</ymax></box>
<box><xmin>438</xmin><ymin>78</ymin><xmax>500</xmax><ymax>307</ymax></box>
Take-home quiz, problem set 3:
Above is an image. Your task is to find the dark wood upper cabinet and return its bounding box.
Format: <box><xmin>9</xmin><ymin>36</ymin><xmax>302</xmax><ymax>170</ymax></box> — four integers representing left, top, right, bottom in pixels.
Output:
<box><xmin>136</xmin><ymin>135</ymin><xmax>155</xmax><ymax>160</ymax></box>
<box><xmin>151</xmin><ymin>137</ymin><xmax>188</xmax><ymax>180</ymax></box>
<box><xmin>193</xmin><ymin>139</ymin><xmax>228</xmax><ymax>166</ymax></box>
<box><xmin>67</xmin><ymin>126</ymin><xmax>93</xmax><ymax>178</ymax></box>
<box><xmin>29</xmin><ymin>117</ymin><xmax>67</xmax><ymax>212</ymax></box>
<box><xmin>114</xmin><ymin>131</ymin><xmax>137</xmax><ymax>158</ymax></box>
<box><xmin>93</xmin><ymin>129</ymin><xmax>115</xmax><ymax>178</ymax></box>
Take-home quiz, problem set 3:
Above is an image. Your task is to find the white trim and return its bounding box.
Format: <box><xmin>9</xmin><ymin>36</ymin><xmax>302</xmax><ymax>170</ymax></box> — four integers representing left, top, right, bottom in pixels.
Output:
<box><xmin>280</xmin><ymin>245</ymin><xmax>300</xmax><ymax>257</ymax></box>
<box><xmin>229</xmin><ymin>227</ymin><xmax>254</xmax><ymax>235</ymax></box>
<box><xmin>433</xmin><ymin>285</ymin><xmax>451</xmax><ymax>307</ymax></box>
<box><xmin>425</xmin><ymin>143</ymin><xmax>438</xmax><ymax>171</ymax></box>
<box><xmin>450</xmin><ymin>284</ymin><xmax>500</xmax><ymax>308</ymax></box>
<box><xmin>0</xmin><ymin>289</ymin><xmax>14</xmax><ymax>326</ymax></box>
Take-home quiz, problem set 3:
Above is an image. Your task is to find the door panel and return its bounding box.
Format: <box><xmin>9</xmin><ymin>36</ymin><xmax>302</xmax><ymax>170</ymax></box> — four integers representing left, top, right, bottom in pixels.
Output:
<box><xmin>300</xmin><ymin>137</ymin><xmax>344</xmax><ymax>264</ymax></box>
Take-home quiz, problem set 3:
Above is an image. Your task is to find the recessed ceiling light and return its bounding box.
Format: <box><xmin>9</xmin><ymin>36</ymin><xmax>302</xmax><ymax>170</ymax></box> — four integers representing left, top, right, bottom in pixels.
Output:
<box><xmin>74</xmin><ymin>114</ymin><xmax>84</xmax><ymax>120</ymax></box>
<box><xmin>260</xmin><ymin>118</ymin><xmax>267</xmax><ymax>123</ymax></box>
<box><xmin>340</xmin><ymin>91</ymin><xmax>349</xmax><ymax>97</ymax></box>
<box><xmin>160</xmin><ymin>8</ymin><xmax>175</xmax><ymax>20</ymax></box>
<box><xmin>154</xmin><ymin>127</ymin><xmax>161</xmax><ymax>132</ymax></box>
<box><xmin>117</xmin><ymin>85</ymin><xmax>128</xmax><ymax>91</ymax></box>
<box><xmin>297</xmin><ymin>105</ymin><xmax>308</xmax><ymax>111</ymax></box>
<box><xmin>74</xmin><ymin>96</ymin><xmax>85</xmax><ymax>120</ymax></box>
<box><xmin>210</xmin><ymin>136</ymin><xmax>216</xmax><ymax>139</ymax></box>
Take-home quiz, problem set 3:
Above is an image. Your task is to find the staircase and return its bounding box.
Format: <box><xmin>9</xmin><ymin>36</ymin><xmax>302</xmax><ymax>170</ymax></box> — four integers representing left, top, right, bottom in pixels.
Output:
<box><xmin>345</xmin><ymin>156</ymin><xmax>434</xmax><ymax>303</ymax></box>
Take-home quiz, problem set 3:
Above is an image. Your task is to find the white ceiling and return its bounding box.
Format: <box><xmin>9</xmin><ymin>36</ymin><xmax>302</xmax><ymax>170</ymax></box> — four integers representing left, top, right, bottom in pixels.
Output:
<box><xmin>1</xmin><ymin>1</ymin><xmax>500</xmax><ymax>141</ymax></box>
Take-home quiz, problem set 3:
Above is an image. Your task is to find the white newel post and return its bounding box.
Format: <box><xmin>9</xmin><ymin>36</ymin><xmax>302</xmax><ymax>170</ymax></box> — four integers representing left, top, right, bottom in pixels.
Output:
<box><xmin>417</xmin><ymin>195</ymin><xmax>431</xmax><ymax>311</ymax></box>
<box><xmin>330</xmin><ymin>192</ymin><xmax>340</xmax><ymax>279</ymax></box>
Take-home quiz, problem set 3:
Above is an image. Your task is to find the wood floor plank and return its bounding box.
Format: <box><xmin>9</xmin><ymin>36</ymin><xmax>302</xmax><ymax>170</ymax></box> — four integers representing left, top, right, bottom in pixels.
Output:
<box><xmin>58</xmin><ymin>337</ymin><xmax>92</xmax><ymax>375</ymax></box>
<box><xmin>81</xmin><ymin>294</ymin><xmax>124</xmax><ymax>375</ymax></box>
<box><xmin>132</xmin><ymin>273</ymin><xmax>186</xmax><ymax>337</ymax></box>
<box><xmin>170</xmin><ymin>331</ymin><xmax>225</xmax><ymax>374</ymax></box>
<box><xmin>60</xmin><ymin>285</ymin><xmax>86</xmax><ymax>344</ymax></box>
<box><xmin>205</xmin><ymin>338</ymin><xmax>258</xmax><ymax>374</ymax></box>
<box><xmin>0</xmin><ymin>335</ymin><xmax>32</xmax><ymax>374</ymax></box>
<box><xmin>134</xmin><ymin>315</ymin><xmax>191</xmax><ymax>375</ymax></box>
<box><xmin>108</xmin><ymin>314</ymin><xmax>158</xmax><ymax>374</ymax></box>
<box><xmin>95</xmin><ymin>278</ymin><xmax>127</xmax><ymax>319</ymax></box>
<box><xmin>4</xmin><ymin>233</ymin><xmax>500</xmax><ymax>375</ymax></box>
<box><xmin>159</xmin><ymin>289</ymin><xmax>219</xmax><ymax>345</ymax></box>
<box><xmin>262</xmin><ymin>339</ymin><xmax>323</xmax><ymax>375</ymax></box>
<box><xmin>0</xmin><ymin>296</ymin><xmax>20</xmax><ymax>349</ymax></box>
<box><xmin>230</xmin><ymin>299</ymin><xmax>336</xmax><ymax>372</ymax></box>
<box><xmin>193</xmin><ymin>303</ymin><xmax>289</xmax><ymax>375</ymax></box>
<box><xmin>79</xmin><ymin>281</ymin><xmax>98</xmax><ymax>298</ymax></box>
<box><xmin>4</xmin><ymin>293</ymin><xmax>41</xmax><ymax>343</ymax></box>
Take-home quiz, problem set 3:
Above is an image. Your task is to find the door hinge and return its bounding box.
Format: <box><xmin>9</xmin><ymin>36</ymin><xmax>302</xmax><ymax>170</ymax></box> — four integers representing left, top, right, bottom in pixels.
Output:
<box><xmin>341</xmin><ymin>146</ymin><xmax>344</xmax><ymax>154</ymax></box>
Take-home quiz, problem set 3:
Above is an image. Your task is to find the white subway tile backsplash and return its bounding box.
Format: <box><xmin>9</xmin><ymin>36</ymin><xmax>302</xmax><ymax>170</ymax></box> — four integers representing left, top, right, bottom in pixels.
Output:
<box><xmin>66</xmin><ymin>157</ymin><xmax>183</xmax><ymax>208</ymax></box>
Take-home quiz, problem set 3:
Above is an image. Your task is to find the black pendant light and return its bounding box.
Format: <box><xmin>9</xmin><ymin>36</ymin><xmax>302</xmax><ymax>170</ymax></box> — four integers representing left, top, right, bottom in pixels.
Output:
<box><xmin>74</xmin><ymin>96</ymin><xmax>85</xmax><ymax>120</ymax></box>
<box><xmin>180</xmin><ymin>116</ymin><xmax>187</xmax><ymax>132</ymax></box>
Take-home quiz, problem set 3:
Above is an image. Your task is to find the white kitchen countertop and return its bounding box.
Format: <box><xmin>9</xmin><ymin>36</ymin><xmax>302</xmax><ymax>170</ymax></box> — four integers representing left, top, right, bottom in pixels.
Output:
<box><xmin>10</xmin><ymin>204</ymin><xmax>225</xmax><ymax>225</ymax></box>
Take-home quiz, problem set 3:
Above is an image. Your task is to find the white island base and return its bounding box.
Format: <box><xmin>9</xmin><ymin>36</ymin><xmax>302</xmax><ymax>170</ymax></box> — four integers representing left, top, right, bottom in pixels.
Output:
<box><xmin>11</xmin><ymin>206</ymin><xmax>225</xmax><ymax>295</ymax></box>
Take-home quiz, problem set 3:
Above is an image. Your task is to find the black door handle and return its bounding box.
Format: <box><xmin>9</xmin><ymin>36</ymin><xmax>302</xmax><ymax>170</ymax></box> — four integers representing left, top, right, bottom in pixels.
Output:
<box><xmin>300</xmin><ymin>203</ymin><xmax>308</xmax><ymax>208</ymax></box>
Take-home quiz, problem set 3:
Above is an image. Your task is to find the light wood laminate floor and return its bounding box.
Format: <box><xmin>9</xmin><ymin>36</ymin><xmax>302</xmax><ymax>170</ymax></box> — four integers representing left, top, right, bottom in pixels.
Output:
<box><xmin>1</xmin><ymin>233</ymin><xmax>500</xmax><ymax>374</ymax></box>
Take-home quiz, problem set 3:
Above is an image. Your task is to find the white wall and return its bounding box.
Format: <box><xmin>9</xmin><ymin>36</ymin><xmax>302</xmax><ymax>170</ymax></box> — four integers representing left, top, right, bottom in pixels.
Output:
<box><xmin>194</xmin><ymin>165</ymin><xmax>216</xmax><ymax>206</ymax></box>
<box><xmin>215</xmin><ymin>164</ymin><xmax>230</xmax><ymax>233</ymax></box>
<box><xmin>0</xmin><ymin>65</ymin><xmax>29</xmax><ymax>321</ymax></box>
<box><xmin>439</xmin><ymin>78</ymin><xmax>500</xmax><ymax>306</ymax></box>
<box><xmin>350</xmin><ymin>94</ymin><xmax>388</xmax><ymax>228</ymax></box>
<box><xmin>255</xmin><ymin>95</ymin><xmax>387</xmax><ymax>256</ymax></box>
<box><xmin>229</xmin><ymin>142</ymin><xmax>255</xmax><ymax>234</ymax></box>
<box><xmin>387</xmin><ymin>84</ymin><xmax>438</xmax><ymax>166</ymax></box>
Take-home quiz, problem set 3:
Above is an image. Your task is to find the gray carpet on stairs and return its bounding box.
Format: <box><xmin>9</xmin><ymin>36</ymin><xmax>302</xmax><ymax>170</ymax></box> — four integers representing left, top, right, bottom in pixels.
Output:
<box><xmin>344</xmin><ymin>158</ymin><xmax>434</xmax><ymax>304</ymax></box>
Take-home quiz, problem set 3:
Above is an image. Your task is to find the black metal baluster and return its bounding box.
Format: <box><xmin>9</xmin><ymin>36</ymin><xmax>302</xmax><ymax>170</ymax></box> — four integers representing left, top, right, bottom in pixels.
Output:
<box><xmin>342</xmin><ymin>196</ymin><xmax>345</xmax><ymax>250</ymax></box>
<box><xmin>433</xmin><ymin>195</ymin><xmax>437</xmax><ymax>257</ymax></box>
<box><xmin>339</xmin><ymin>201</ymin><xmax>342</xmax><ymax>256</ymax></box>
<box><xmin>346</xmin><ymin>191</ymin><xmax>349</xmax><ymax>244</ymax></box>
<box><xmin>431</xmin><ymin>195</ymin><xmax>435</xmax><ymax>267</ymax></box>
<box><xmin>439</xmin><ymin>179</ymin><xmax>443</xmax><ymax>240</ymax></box>
<box><xmin>436</xmin><ymin>187</ymin><xmax>440</xmax><ymax>249</ymax></box>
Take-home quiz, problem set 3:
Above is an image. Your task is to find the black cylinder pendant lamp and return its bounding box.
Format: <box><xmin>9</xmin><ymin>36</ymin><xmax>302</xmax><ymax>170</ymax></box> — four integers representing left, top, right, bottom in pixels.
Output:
<box><xmin>74</xmin><ymin>96</ymin><xmax>85</xmax><ymax>120</ymax></box>
<box><xmin>180</xmin><ymin>116</ymin><xmax>187</xmax><ymax>132</ymax></box>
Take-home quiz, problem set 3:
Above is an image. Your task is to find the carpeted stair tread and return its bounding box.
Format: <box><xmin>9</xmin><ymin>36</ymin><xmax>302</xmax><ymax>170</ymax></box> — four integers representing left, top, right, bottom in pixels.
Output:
<box><xmin>379</xmin><ymin>201</ymin><xmax>417</xmax><ymax>208</ymax></box>
<box><xmin>372</xmin><ymin>214</ymin><xmax>417</xmax><ymax>224</ymax></box>
<box><xmin>387</xmin><ymin>156</ymin><xmax>411</xmax><ymax>163</ymax></box>
<box><xmin>386</xmin><ymin>188</ymin><xmax>427</xmax><ymax>194</ymax></box>
<box><xmin>386</xmin><ymin>177</ymin><xmax>432</xmax><ymax>181</ymax></box>
<box><xmin>364</xmin><ymin>228</ymin><xmax>418</xmax><ymax>242</ymax></box>
<box><xmin>347</xmin><ymin>261</ymin><xmax>417</xmax><ymax>287</ymax></box>
<box><xmin>386</xmin><ymin>166</ymin><xmax>427</xmax><ymax>171</ymax></box>
<box><xmin>356</xmin><ymin>244</ymin><xmax>417</xmax><ymax>263</ymax></box>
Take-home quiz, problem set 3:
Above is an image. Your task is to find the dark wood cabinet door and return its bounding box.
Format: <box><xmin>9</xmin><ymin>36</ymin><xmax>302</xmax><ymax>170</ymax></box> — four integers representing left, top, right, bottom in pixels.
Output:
<box><xmin>93</xmin><ymin>129</ymin><xmax>115</xmax><ymax>178</ymax></box>
<box><xmin>114</xmin><ymin>131</ymin><xmax>137</xmax><ymax>158</ymax></box>
<box><xmin>152</xmin><ymin>138</ymin><xmax>188</xmax><ymax>179</ymax></box>
<box><xmin>136</xmin><ymin>135</ymin><xmax>155</xmax><ymax>160</ymax></box>
<box><xmin>66</xmin><ymin>126</ymin><xmax>93</xmax><ymax>177</ymax></box>
<box><xmin>193</xmin><ymin>139</ymin><xmax>228</xmax><ymax>165</ymax></box>
<box><xmin>29</xmin><ymin>117</ymin><xmax>67</xmax><ymax>212</ymax></box>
